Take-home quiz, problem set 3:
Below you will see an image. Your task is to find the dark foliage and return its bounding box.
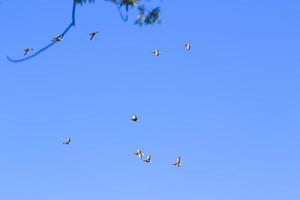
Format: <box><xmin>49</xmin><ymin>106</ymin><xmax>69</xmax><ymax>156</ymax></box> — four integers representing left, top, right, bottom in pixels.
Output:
<box><xmin>75</xmin><ymin>0</ymin><xmax>95</xmax><ymax>4</ymax></box>
<box><xmin>76</xmin><ymin>0</ymin><xmax>161</xmax><ymax>26</ymax></box>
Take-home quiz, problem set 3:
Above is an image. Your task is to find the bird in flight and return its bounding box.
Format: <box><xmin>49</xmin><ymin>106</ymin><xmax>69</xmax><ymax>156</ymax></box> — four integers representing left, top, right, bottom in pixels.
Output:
<box><xmin>173</xmin><ymin>156</ymin><xmax>181</xmax><ymax>167</ymax></box>
<box><xmin>52</xmin><ymin>35</ymin><xmax>64</xmax><ymax>42</ymax></box>
<box><xmin>63</xmin><ymin>137</ymin><xmax>72</xmax><ymax>145</ymax></box>
<box><xmin>134</xmin><ymin>149</ymin><xmax>144</xmax><ymax>160</ymax></box>
<box><xmin>152</xmin><ymin>49</ymin><xmax>161</xmax><ymax>56</ymax></box>
<box><xmin>131</xmin><ymin>114</ymin><xmax>139</xmax><ymax>122</ymax></box>
<box><xmin>24</xmin><ymin>48</ymin><xmax>34</xmax><ymax>56</ymax></box>
<box><xmin>89</xmin><ymin>32</ymin><xmax>99</xmax><ymax>40</ymax></box>
<box><xmin>185</xmin><ymin>43</ymin><xmax>192</xmax><ymax>51</ymax></box>
<box><xmin>144</xmin><ymin>155</ymin><xmax>152</xmax><ymax>163</ymax></box>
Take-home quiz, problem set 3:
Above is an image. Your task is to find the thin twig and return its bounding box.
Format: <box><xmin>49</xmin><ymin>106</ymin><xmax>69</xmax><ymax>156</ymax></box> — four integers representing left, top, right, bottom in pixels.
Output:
<box><xmin>7</xmin><ymin>0</ymin><xmax>77</xmax><ymax>63</ymax></box>
<box><xmin>117</xmin><ymin>5</ymin><xmax>128</xmax><ymax>22</ymax></box>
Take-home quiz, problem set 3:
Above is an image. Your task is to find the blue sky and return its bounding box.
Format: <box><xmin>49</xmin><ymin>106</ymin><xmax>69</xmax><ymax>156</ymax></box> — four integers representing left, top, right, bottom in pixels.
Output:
<box><xmin>0</xmin><ymin>0</ymin><xmax>300</xmax><ymax>199</ymax></box>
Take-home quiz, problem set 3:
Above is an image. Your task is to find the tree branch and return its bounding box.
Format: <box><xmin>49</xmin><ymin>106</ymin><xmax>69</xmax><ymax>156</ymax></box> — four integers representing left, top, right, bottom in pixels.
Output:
<box><xmin>117</xmin><ymin>5</ymin><xmax>129</xmax><ymax>22</ymax></box>
<box><xmin>7</xmin><ymin>0</ymin><xmax>161</xmax><ymax>63</ymax></box>
<box><xmin>7</xmin><ymin>0</ymin><xmax>77</xmax><ymax>63</ymax></box>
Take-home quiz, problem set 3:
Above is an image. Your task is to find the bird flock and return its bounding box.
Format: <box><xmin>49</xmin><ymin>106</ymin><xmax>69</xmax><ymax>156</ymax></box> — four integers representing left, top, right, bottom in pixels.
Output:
<box><xmin>23</xmin><ymin>32</ymin><xmax>191</xmax><ymax>59</ymax></box>
<box><xmin>63</xmin><ymin>113</ymin><xmax>187</xmax><ymax>168</ymax></box>
<box><xmin>130</xmin><ymin>114</ymin><xmax>182</xmax><ymax>167</ymax></box>
<box><xmin>24</xmin><ymin>32</ymin><xmax>192</xmax><ymax>168</ymax></box>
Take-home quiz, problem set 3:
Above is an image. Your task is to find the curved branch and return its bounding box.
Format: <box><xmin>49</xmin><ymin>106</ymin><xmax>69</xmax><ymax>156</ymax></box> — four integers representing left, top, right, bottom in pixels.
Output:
<box><xmin>104</xmin><ymin>0</ymin><xmax>128</xmax><ymax>22</ymax></box>
<box><xmin>7</xmin><ymin>0</ymin><xmax>77</xmax><ymax>63</ymax></box>
<box><xmin>117</xmin><ymin>5</ymin><xmax>128</xmax><ymax>22</ymax></box>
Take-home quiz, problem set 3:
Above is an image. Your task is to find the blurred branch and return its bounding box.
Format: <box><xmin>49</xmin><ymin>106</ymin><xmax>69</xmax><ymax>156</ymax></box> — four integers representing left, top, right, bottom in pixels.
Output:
<box><xmin>7</xmin><ymin>0</ymin><xmax>77</xmax><ymax>63</ymax></box>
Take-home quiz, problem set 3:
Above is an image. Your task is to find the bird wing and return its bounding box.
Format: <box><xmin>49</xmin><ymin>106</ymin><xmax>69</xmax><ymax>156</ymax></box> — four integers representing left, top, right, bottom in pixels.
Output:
<box><xmin>65</xmin><ymin>138</ymin><xmax>71</xmax><ymax>144</ymax></box>
<box><xmin>132</xmin><ymin>115</ymin><xmax>138</xmax><ymax>121</ymax></box>
<box><xmin>139</xmin><ymin>152</ymin><xmax>143</xmax><ymax>159</ymax></box>
<box><xmin>90</xmin><ymin>34</ymin><xmax>95</xmax><ymax>40</ymax></box>
<box><xmin>56</xmin><ymin>35</ymin><xmax>63</xmax><ymax>41</ymax></box>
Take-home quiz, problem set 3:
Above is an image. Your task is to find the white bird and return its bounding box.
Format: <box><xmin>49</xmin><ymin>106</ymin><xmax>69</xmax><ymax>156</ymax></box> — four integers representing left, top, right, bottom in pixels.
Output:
<box><xmin>52</xmin><ymin>35</ymin><xmax>63</xmax><ymax>42</ymax></box>
<box><xmin>131</xmin><ymin>114</ymin><xmax>139</xmax><ymax>122</ymax></box>
<box><xmin>24</xmin><ymin>48</ymin><xmax>33</xmax><ymax>56</ymax></box>
<box><xmin>89</xmin><ymin>32</ymin><xmax>99</xmax><ymax>40</ymax></box>
<box><xmin>63</xmin><ymin>137</ymin><xmax>72</xmax><ymax>145</ymax></box>
<box><xmin>134</xmin><ymin>149</ymin><xmax>144</xmax><ymax>160</ymax></box>
<box><xmin>144</xmin><ymin>155</ymin><xmax>152</xmax><ymax>163</ymax></box>
<box><xmin>185</xmin><ymin>43</ymin><xmax>192</xmax><ymax>51</ymax></box>
<box><xmin>173</xmin><ymin>156</ymin><xmax>181</xmax><ymax>167</ymax></box>
<box><xmin>152</xmin><ymin>49</ymin><xmax>161</xmax><ymax>56</ymax></box>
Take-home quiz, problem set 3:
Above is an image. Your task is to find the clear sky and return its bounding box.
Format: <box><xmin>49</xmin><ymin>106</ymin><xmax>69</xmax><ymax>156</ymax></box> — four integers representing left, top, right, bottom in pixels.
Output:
<box><xmin>0</xmin><ymin>0</ymin><xmax>300</xmax><ymax>199</ymax></box>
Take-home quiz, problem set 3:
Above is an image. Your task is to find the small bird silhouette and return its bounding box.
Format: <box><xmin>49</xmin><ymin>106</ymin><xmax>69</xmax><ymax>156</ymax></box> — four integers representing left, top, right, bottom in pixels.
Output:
<box><xmin>144</xmin><ymin>155</ymin><xmax>152</xmax><ymax>163</ymax></box>
<box><xmin>24</xmin><ymin>48</ymin><xmax>34</xmax><ymax>56</ymax></box>
<box><xmin>131</xmin><ymin>114</ymin><xmax>139</xmax><ymax>122</ymax></box>
<box><xmin>89</xmin><ymin>32</ymin><xmax>99</xmax><ymax>40</ymax></box>
<box><xmin>152</xmin><ymin>49</ymin><xmax>161</xmax><ymax>56</ymax></box>
<box><xmin>185</xmin><ymin>43</ymin><xmax>192</xmax><ymax>51</ymax></box>
<box><xmin>52</xmin><ymin>35</ymin><xmax>63</xmax><ymax>42</ymax></box>
<box><xmin>63</xmin><ymin>137</ymin><xmax>72</xmax><ymax>145</ymax></box>
<box><xmin>134</xmin><ymin>149</ymin><xmax>144</xmax><ymax>160</ymax></box>
<box><xmin>173</xmin><ymin>156</ymin><xmax>181</xmax><ymax>167</ymax></box>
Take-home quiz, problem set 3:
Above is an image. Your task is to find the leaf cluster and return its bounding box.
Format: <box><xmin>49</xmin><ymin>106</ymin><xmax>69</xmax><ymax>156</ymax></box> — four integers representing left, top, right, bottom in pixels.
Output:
<box><xmin>75</xmin><ymin>0</ymin><xmax>161</xmax><ymax>25</ymax></box>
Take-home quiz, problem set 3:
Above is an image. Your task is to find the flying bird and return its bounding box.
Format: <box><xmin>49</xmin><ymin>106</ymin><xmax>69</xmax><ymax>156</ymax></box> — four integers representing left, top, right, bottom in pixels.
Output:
<box><xmin>152</xmin><ymin>49</ymin><xmax>161</xmax><ymax>56</ymax></box>
<box><xmin>63</xmin><ymin>137</ymin><xmax>72</xmax><ymax>145</ymax></box>
<box><xmin>52</xmin><ymin>35</ymin><xmax>63</xmax><ymax>42</ymax></box>
<box><xmin>134</xmin><ymin>149</ymin><xmax>144</xmax><ymax>160</ymax></box>
<box><xmin>131</xmin><ymin>114</ymin><xmax>139</xmax><ymax>122</ymax></box>
<box><xmin>185</xmin><ymin>43</ymin><xmax>192</xmax><ymax>51</ymax></box>
<box><xmin>24</xmin><ymin>48</ymin><xmax>34</xmax><ymax>56</ymax></box>
<box><xmin>89</xmin><ymin>32</ymin><xmax>99</xmax><ymax>40</ymax></box>
<box><xmin>173</xmin><ymin>156</ymin><xmax>181</xmax><ymax>167</ymax></box>
<box><xmin>144</xmin><ymin>155</ymin><xmax>152</xmax><ymax>163</ymax></box>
